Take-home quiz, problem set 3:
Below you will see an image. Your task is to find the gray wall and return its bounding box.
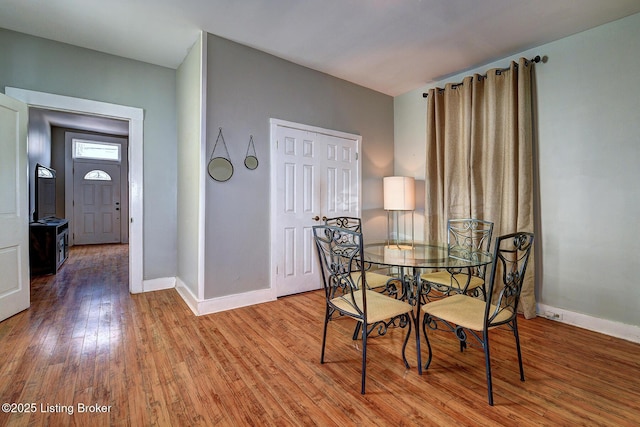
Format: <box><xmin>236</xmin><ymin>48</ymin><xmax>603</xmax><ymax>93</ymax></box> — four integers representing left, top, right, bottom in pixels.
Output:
<box><xmin>25</xmin><ymin>108</ymin><xmax>52</xmax><ymax>218</ymax></box>
<box><xmin>205</xmin><ymin>34</ymin><xmax>394</xmax><ymax>299</ymax></box>
<box><xmin>0</xmin><ymin>28</ymin><xmax>178</xmax><ymax>279</ymax></box>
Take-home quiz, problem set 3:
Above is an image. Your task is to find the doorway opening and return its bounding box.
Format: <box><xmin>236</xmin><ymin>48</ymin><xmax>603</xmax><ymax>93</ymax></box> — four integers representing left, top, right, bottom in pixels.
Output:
<box><xmin>66</xmin><ymin>132</ymin><xmax>129</xmax><ymax>246</ymax></box>
<box><xmin>7</xmin><ymin>87</ymin><xmax>144</xmax><ymax>293</ymax></box>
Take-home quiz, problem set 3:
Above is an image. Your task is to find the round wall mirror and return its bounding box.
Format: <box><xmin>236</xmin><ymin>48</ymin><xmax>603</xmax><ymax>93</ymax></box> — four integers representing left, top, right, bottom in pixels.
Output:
<box><xmin>244</xmin><ymin>135</ymin><xmax>258</xmax><ymax>170</ymax></box>
<box><xmin>208</xmin><ymin>157</ymin><xmax>234</xmax><ymax>182</ymax></box>
<box><xmin>244</xmin><ymin>155</ymin><xmax>258</xmax><ymax>170</ymax></box>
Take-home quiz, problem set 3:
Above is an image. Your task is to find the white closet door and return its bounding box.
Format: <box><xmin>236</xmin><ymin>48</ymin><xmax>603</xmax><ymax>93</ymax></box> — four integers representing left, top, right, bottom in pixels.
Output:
<box><xmin>271</xmin><ymin>120</ymin><xmax>360</xmax><ymax>297</ymax></box>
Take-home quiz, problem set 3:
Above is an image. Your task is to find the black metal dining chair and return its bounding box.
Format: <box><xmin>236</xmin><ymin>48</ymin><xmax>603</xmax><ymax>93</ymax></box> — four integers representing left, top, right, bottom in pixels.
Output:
<box><xmin>324</xmin><ymin>216</ymin><xmax>403</xmax><ymax>298</ymax></box>
<box><xmin>420</xmin><ymin>218</ymin><xmax>494</xmax><ymax>301</ymax></box>
<box><xmin>324</xmin><ymin>216</ymin><xmax>406</xmax><ymax>342</ymax></box>
<box><xmin>420</xmin><ymin>231</ymin><xmax>534</xmax><ymax>405</ymax></box>
<box><xmin>313</xmin><ymin>225</ymin><xmax>416</xmax><ymax>394</ymax></box>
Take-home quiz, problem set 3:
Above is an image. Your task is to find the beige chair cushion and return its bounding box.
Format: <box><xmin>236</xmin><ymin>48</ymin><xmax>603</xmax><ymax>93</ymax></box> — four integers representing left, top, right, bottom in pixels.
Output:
<box><xmin>421</xmin><ymin>294</ymin><xmax>512</xmax><ymax>331</ymax></box>
<box><xmin>351</xmin><ymin>271</ymin><xmax>400</xmax><ymax>290</ymax></box>
<box><xmin>331</xmin><ymin>290</ymin><xmax>412</xmax><ymax>324</ymax></box>
<box><xmin>420</xmin><ymin>270</ymin><xmax>484</xmax><ymax>292</ymax></box>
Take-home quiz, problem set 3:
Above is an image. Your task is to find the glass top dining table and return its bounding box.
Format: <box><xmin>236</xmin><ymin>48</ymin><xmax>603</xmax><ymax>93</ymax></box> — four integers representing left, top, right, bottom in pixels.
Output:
<box><xmin>361</xmin><ymin>241</ymin><xmax>493</xmax><ymax>307</ymax></box>
<box><xmin>362</xmin><ymin>241</ymin><xmax>493</xmax><ymax>375</ymax></box>
<box><xmin>363</xmin><ymin>241</ymin><xmax>493</xmax><ymax>270</ymax></box>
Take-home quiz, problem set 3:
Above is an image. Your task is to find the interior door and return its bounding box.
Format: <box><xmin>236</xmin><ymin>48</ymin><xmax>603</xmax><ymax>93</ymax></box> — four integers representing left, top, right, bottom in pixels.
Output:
<box><xmin>0</xmin><ymin>93</ymin><xmax>30</xmax><ymax>322</ymax></box>
<box><xmin>73</xmin><ymin>162</ymin><xmax>121</xmax><ymax>245</ymax></box>
<box><xmin>271</xmin><ymin>121</ymin><xmax>360</xmax><ymax>297</ymax></box>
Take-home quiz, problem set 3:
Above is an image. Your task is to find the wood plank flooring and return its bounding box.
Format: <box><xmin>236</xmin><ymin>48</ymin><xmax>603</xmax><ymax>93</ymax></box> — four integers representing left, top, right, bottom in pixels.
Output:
<box><xmin>1</xmin><ymin>243</ymin><xmax>639</xmax><ymax>426</ymax></box>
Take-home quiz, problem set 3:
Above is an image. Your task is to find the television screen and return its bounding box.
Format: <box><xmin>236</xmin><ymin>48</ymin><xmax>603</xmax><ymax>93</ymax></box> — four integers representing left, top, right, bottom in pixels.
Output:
<box><xmin>34</xmin><ymin>163</ymin><xmax>57</xmax><ymax>221</ymax></box>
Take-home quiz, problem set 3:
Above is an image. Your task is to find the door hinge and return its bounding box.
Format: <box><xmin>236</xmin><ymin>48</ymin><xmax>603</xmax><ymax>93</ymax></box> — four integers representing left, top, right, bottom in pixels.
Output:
<box><xmin>355</xmin><ymin>152</ymin><xmax>359</xmax><ymax>160</ymax></box>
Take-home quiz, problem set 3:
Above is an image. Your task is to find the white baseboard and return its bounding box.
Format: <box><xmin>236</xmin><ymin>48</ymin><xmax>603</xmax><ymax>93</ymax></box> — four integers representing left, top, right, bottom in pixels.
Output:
<box><xmin>175</xmin><ymin>278</ymin><xmax>277</xmax><ymax>316</ymax></box>
<box><xmin>174</xmin><ymin>277</ymin><xmax>199</xmax><ymax>316</ymax></box>
<box><xmin>537</xmin><ymin>303</ymin><xmax>640</xmax><ymax>344</ymax></box>
<box><xmin>143</xmin><ymin>281</ymin><xmax>640</xmax><ymax>343</ymax></box>
<box><xmin>142</xmin><ymin>277</ymin><xmax>176</xmax><ymax>292</ymax></box>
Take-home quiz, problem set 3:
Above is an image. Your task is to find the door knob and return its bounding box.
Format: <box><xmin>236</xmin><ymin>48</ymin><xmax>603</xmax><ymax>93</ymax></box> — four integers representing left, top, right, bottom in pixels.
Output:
<box><xmin>312</xmin><ymin>216</ymin><xmax>320</xmax><ymax>221</ymax></box>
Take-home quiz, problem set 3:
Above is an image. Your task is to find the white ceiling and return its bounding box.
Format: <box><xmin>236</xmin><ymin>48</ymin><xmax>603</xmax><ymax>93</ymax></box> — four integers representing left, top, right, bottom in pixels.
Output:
<box><xmin>2</xmin><ymin>0</ymin><xmax>640</xmax><ymax>96</ymax></box>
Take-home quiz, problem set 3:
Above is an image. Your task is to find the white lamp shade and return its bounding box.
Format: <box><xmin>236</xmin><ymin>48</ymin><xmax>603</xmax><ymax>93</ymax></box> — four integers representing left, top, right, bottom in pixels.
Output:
<box><xmin>383</xmin><ymin>176</ymin><xmax>415</xmax><ymax>210</ymax></box>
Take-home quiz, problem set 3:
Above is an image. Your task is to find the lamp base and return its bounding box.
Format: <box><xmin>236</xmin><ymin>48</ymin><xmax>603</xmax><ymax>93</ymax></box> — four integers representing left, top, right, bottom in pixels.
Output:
<box><xmin>386</xmin><ymin>210</ymin><xmax>414</xmax><ymax>248</ymax></box>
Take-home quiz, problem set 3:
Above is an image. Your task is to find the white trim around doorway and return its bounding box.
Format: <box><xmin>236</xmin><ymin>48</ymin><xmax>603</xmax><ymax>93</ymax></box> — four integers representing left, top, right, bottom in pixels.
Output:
<box><xmin>5</xmin><ymin>87</ymin><xmax>144</xmax><ymax>294</ymax></box>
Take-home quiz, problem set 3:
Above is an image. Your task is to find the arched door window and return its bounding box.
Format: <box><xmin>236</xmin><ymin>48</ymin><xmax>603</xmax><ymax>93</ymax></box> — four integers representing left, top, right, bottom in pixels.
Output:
<box><xmin>83</xmin><ymin>169</ymin><xmax>112</xmax><ymax>181</ymax></box>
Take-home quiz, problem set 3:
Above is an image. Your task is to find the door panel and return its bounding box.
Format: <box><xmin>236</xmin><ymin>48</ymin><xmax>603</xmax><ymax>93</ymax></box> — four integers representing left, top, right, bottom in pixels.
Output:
<box><xmin>73</xmin><ymin>162</ymin><xmax>121</xmax><ymax>245</ymax></box>
<box><xmin>275</xmin><ymin>127</ymin><xmax>321</xmax><ymax>297</ymax></box>
<box><xmin>0</xmin><ymin>93</ymin><xmax>29</xmax><ymax>322</ymax></box>
<box><xmin>272</xmin><ymin>122</ymin><xmax>360</xmax><ymax>297</ymax></box>
<box><xmin>324</xmin><ymin>133</ymin><xmax>359</xmax><ymax>217</ymax></box>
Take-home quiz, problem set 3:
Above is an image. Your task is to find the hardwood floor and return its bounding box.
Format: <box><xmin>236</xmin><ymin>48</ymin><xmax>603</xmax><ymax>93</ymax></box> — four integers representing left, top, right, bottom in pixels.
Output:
<box><xmin>1</xmin><ymin>244</ymin><xmax>639</xmax><ymax>426</ymax></box>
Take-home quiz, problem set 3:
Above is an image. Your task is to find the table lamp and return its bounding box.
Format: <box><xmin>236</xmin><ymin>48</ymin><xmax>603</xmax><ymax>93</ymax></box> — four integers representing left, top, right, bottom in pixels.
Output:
<box><xmin>383</xmin><ymin>176</ymin><xmax>415</xmax><ymax>248</ymax></box>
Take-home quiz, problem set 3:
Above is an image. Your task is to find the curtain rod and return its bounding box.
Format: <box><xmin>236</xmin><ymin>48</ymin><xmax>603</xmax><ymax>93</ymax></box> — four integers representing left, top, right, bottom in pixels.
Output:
<box><xmin>422</xmin><ymin>55</ymin><xmax>542</xmax><ymax>98</ymax></box>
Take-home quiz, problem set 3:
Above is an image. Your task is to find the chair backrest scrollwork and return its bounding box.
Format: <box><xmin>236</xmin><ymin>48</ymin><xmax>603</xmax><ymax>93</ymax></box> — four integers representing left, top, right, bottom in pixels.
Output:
<box><xmin>324</xmin><ymin>216</ymin><xmax>362</xmax><ymax>233</ymax></box>
<box><xmin>484</xmin><ymin>232</ymin><xmax>535</xmax><ymax>328</ymax></box>
<box><xmin>447</xmin><ymin>218</ymin><xmax>494</xmax><ymax>278</ymax></box>
<box><xmin>313</xmin><ymin>225</ymin><xmax>366</xmax><ymax>317</ymax></box>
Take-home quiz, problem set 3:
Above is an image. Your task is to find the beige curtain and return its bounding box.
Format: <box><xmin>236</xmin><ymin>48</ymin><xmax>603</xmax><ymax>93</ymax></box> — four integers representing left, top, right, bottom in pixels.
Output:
<box><xmin>425</xmin><ymin>57</ymin><xmax>536</xmax><ymax>318</ymax></box>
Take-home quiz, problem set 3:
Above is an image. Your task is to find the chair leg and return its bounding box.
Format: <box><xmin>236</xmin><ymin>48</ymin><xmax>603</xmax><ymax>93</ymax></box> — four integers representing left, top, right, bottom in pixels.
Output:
<box><xmin>321</xmin><ymin>306</ymin><xmax>330</xmax><ymax>364</ymax></box>
<box><xmin>422</xmin><ymin>315</ymin><xmax>433</xmax><ymax>370</ymax></box>
<box><xmin>457</xmin><ymin>327</ymin><xmax>467</xmax><ymax>352</ymax></box>
<box><xmin>352</xmin><ymin>322</ymin><xmax>362</xmax><ymax>340</ymax></box>
<box><xmin>361</xmin><ymin>321</ymin><xmax>367</xmax><ymax>394</ymax></box>
<box><xmin>413</xmin><ymin>277</ymin><xmax>423</xmax><ymax>374</ymax></box>
<box><xmin>513</xmin><ymin>318</ymin><xmax>525</xmax><ymax>381</ymax></box>
<box><xmin>483</xmin><ymin>329</ymin><xmax>494</xmax><ymax>406</ymax></box>
<box><xmin>401</xmin><ymin>313</ymin><xmax>413</xmax><ymax>370</ymax></box>
<box><xmin>412</xmin><ymin>311</ymin><xmax>422</xmax><ymax>374</ymax></box>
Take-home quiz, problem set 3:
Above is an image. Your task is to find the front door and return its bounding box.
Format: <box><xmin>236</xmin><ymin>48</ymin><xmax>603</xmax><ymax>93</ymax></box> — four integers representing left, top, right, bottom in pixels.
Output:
<box><xmin>271</xmin><ymin>120</ymin><xmax>361</xmax><ymax>297</ymax></box>
<box><xmin>73</xmin><ymin>162</ymin><xmax>121</xmax><ymax>245</ymax></box>
<box><xmin>0</xmin><ymin>93</ymin><xmax>29</xmax><ymax>322</ymax></box>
